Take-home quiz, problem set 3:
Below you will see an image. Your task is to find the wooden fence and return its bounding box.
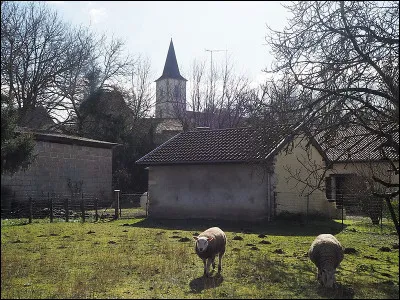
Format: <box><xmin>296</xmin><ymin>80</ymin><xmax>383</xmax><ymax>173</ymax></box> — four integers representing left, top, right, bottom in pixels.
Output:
<box><xmin>1</xmin><ymin>190</ymin><xmax>148</xmax><ymax>222</ymax></box>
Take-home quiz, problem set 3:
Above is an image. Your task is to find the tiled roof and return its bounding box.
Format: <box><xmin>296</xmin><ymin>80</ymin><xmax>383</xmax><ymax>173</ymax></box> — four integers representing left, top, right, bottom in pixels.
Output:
<box><xmin>155</xmin><ymin>39</ymin><xmax>187</xmax><ymax>82</ymax></box>
<box><xmin>315</xmin><ymin>125</ymin><xmax>399</xmax><ymax>162</ymax></box>
<box><xmin>136</xmin><ymin>127</ymin><xmax>289</xmax><ymax>165</ymax></box>
<box><xmin>17</xmin><ymin>127</ymin><xmax>119</xmax><ymax>149</ymax></box>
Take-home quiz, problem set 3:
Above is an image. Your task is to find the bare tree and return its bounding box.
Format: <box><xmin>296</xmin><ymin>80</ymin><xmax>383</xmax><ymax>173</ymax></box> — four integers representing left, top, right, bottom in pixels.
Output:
<box><xmin>121</xmin><ymin>56</ymin><xmax>155</xmax><ymax>124</ymax></box>
<box><xmin>176</xmin><ymin>56</ymin><xmax>254</xmax><ymax>130</ymax></box>
<box><xmin>1</xmin><ymin>1</ymin><xmax>139</xmax><ymax>134</ymax></box>
<box><xmin>1</xmin><ymin>2</ymin><xmax>78</xmax><ymax>118</ymax></box>
<box><xmin>263</xmin><ymin>1</ymin><xmax>399</xmax><ymax>230</ymax></box>
<box><xmin>55</xmin><ymin>32</ymin><xmax>135</xmax><ymax>134</ymax></box>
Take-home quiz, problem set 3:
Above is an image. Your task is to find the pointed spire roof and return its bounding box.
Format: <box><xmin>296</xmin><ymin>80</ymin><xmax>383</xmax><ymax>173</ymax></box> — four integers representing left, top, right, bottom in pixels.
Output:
<box><xmin>155</xmin><ymin>39</ymin><xmax>187</xmax><ymax>82</ymax></box>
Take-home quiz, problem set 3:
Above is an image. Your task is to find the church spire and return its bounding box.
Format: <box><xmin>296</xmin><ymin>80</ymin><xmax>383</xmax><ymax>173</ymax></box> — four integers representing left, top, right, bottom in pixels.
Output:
<box><xmin>156</xmin><ymin>39</ymin><xmax>187</xmax><ymax>81</ymax></box>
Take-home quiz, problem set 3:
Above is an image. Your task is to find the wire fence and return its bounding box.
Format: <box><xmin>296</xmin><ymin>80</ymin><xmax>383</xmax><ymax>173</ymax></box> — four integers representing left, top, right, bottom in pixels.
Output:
<box><xmin>1</xmin><ymin>189</ymin><xmax>398</xmax><ymax>230</ymax></box>
<box><xmin>275</xmin><ymin>191</ymin><xmax>399</xmax><ymax>228</ymax></box>
<box><xmin>0</xmin><ymin>190</ymin><xmax>148</xmax><ymax>222</ymax></box>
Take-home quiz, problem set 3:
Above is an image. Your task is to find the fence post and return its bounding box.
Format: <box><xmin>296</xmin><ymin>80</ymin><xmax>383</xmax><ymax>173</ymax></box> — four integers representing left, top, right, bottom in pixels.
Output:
<box><xmin>29</xmin><ymin>196</ymin><xmax>33</xmax><ymax>224</ymax></box>
<box><xmin>80</xmin><ymin>193</ymin><xmax>85</xmax><ymax>223</ymax></box>
<box><xmin>385</xmin><ymin>196</ymin><xmax>399</xmax><ymax>236</ymax></box>
<box><xmin>114</xmin><ymin>190</ymin><xmax>120</xmax><ymax>220</ymax></box>
<box><xmin>65</xmin><ymin>198</ymin><xmax>69</xmax><ymax>223</ymax></box>
<box><xmin>95</xmin><ymin>197</ymin><xmax>98</xmax><ymax>222</ymax></box>
<box><xmin>12</xmin><ymin>191</ymin><xmax>16</xmax><ymax>217</ymax></box>
<box><xmin>146</xmin><ymin>192</ymin><xmax>149</xmax><ymax>218</ymax></box>
<box><xmin>49</xmin><ymin>192</ymin><xmax>53</xmax><ymax>223</ymax></box>
<box><xmin>380</xmin><ymin>198</ymin><xmax>383</xmax><ymax>232</ymax></box>
<box><xmin>306</xmin><ymin>195</ymin><xmax>309</xmax><ymax>225</ymax></box>
<box><xmin>341</xmin><ymin>195</ymin><xmax>344</xmax><ymax>230</ymax></box>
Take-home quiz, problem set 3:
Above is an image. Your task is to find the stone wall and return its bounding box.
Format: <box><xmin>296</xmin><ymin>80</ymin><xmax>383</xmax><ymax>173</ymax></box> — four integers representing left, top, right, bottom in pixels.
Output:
<box><xmin>1</xmin><ymin>140</ymin><xmax>113</xmax><ymax>202</ymax></box>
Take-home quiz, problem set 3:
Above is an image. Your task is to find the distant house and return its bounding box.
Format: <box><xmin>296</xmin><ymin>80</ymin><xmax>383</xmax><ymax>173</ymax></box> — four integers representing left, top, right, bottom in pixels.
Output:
<box><xmin>136</xmin><ymin>126</ymin><xmax>398</xmax><ymax>221</ymax></box>
<box><xmin>1</xmin><ymin>128</ymin><xmax>118</xmax><ymax>205</ymax></box>
<box><xmin>316</xmin><ymin>126</ymin><xmax>399</xmax><ymax>213</ymax></box>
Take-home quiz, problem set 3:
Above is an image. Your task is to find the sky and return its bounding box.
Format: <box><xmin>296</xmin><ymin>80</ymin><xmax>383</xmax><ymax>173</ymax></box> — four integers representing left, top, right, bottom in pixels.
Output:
<box><xmin>47</xmin><ymin>1</ymin><xmax>291</xmax><ymax>87</ymax></box>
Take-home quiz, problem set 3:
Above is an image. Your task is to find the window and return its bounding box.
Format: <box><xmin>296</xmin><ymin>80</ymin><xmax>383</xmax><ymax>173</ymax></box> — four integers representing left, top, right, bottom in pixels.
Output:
<box><xmin>174</xmin><ymin>86</ymin><xmax>180</xmax><ymax>98</ymax></box>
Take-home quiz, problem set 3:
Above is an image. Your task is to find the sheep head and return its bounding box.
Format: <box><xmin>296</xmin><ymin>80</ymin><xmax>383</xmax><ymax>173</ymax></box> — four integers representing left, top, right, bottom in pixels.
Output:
<box><xmin>193</xmin><ymin>236</ymin><xmax>214</xmax><ymax>252</ymax></box>
<box><xmin>318</xmin><ymin>267</ymin><xmax>336</xmax><ymax>288</ymax></box>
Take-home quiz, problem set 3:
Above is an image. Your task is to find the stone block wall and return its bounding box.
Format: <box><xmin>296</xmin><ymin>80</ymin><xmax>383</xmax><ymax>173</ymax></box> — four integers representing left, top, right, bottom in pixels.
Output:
<box><xmin>1</xmin><ymin>140</ymin><xmax>113</xmax><ymax>202</ymax></box>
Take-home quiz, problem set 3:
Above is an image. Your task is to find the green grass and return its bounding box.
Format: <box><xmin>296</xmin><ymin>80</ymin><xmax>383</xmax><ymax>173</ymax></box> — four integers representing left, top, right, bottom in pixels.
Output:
<box><xmin>1</xmin><ymin>216</ymin><xmax>398</xmax><ymax>299</ymax></box>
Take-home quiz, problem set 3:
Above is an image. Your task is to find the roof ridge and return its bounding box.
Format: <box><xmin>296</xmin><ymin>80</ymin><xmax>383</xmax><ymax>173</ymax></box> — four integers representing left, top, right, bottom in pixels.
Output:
<box><xmin>186</xmin><ymin>126</ymin><xmax>254</xmax><ymax>133</ymax></box>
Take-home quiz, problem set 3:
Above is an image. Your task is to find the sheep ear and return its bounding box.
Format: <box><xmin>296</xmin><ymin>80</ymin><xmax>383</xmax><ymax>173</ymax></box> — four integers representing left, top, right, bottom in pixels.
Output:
<box><xmin>193</xmin><ymin>236</ymin><xmax>199</xmax><ymax>241</ymax></box>
<box><xmin>207</xmin><ymin>237</ymin><xmax>214</xmax><ymax>241</ymax></box>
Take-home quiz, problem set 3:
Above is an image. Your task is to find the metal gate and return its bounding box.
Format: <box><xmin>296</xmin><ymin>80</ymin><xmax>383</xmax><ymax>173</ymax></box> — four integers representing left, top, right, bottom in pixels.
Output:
<box><xmin>117</xmin><ymin>191</ymin><xmax>148</xmax><ymax>219</ymax></box>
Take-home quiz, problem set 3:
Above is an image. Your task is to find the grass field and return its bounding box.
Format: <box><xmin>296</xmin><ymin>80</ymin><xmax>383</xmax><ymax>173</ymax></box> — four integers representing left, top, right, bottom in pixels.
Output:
<box><xmin>1</xmin><ymin>216</ymin><xmax>399</xmax><ymax>299</ymax></box>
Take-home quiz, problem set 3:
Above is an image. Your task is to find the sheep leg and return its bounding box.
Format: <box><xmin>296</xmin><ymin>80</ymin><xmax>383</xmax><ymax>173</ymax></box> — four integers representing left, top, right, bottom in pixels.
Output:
<box><xmin>204</xmin><ymin>258</ymin><xmax>212</xmax><ymax>277</ymax></box>
<box><xmin>218</xmin><ymin>252</ymin><xmax>223</xmax><ymax>273</ymax></box>
<box><xmin>212</xmin><ymin>255</ymin><xmax>216</xmax><ymax>269</ymax></box>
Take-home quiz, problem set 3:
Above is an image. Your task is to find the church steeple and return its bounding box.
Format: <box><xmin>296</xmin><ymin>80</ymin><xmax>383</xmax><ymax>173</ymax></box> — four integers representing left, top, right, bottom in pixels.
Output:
<box><xmin>156</xmin><ymin>39</ymin><xmax>187</xmax><ymax>82</ymax></box>
<box><xmin>155</xmin><ymin>39</ymin><xmax>187</xmax><ymax>119</ymax></box>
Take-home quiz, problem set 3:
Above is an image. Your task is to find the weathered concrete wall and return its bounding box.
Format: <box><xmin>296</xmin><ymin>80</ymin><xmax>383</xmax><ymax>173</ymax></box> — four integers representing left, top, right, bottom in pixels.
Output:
<box><xmin>147</xmin><ymin>164</ymin><xmax>272</xmax><ymax>221</ymax></box>
<box><xmin>274</xmin><ymin>136</ymin><xmax>338</xmax><ymax>218</ymax></box>
<box><xmin>1</xmin><ymin>140</ymin><xmax>113</xmax><ymax>201</ymax></box>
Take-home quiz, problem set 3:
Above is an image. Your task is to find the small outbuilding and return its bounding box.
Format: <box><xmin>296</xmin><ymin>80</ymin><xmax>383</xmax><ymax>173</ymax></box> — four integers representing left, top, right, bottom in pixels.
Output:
<box><xmin>1</xmin><ymin>129</ymin><xmax>118</xmax><ymax>204</ymax></box>
<box><xmin>136</xmin><ymin>126</ymin><xmax>343</xmax><ymax>221</ymax></box>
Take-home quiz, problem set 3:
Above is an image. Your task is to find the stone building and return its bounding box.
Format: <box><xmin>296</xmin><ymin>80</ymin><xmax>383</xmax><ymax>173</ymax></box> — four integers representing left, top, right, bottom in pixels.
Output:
<box><xmin>1</xmin><ymin>129</ymin><xmax>118</xmax><ymax>204</ymax></box>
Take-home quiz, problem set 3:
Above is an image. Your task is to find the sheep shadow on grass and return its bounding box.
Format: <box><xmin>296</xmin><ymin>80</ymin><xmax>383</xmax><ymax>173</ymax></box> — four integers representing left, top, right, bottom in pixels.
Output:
<box><xmin>189</xmin><ymin>273</ymin><xmax>224</xmax><ymax>293</ymax></box>
<box><xmin>316</xmin><ymin>283</ymin><xmax>355</xmax><ymax>299</ymax></box>
<box><xmin>126</xmin><ymin>217</ymin><xmax>345</xmax><ymax>236</ymax></box>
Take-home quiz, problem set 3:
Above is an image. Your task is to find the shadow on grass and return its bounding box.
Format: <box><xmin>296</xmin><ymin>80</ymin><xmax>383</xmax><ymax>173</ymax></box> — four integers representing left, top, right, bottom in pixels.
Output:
<box><xmin>315</xmin><ymin>280</ymin><xmax>398</xmax><ymax>299</ymax></box>
<box><xmin>189</xmin><ymin>273</ymin><xmax>224</xmax><ymax>293</ymax></box>
<box><xmin>123</xmin><ymin>217</ymin><xmax>346</xmax><ymax>236</ymax></box>
<box><xmin>316</xmin><ymin>283</ymin><xmax>355</xmax><ymax>299</ymax></box>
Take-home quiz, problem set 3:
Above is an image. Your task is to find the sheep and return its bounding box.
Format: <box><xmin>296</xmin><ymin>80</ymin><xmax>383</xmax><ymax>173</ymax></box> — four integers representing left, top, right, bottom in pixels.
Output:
<box><xmin>193</xmin><ymin>227</ymin><xmax>226</xmax><ymax>277</ymax></box>
<box><xmin>308</xmin><ymin>233</ymin><xmax>344</xmax><ymax>288</ymax></box>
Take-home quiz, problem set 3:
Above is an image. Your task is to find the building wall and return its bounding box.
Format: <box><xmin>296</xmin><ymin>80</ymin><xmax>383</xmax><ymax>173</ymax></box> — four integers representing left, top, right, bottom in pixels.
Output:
<box><xmin>1</xmin><ymin>140</ymin><xmax>113</xmax><ymax>201</ymax></box>
<box><xmin>155</xmin><ymin>78</ymin><xmax>186</xmax><ymax>118</ymax></box>
<box><xmin>147</xmin><ymin>164</ymin><xmax>272</xmax><ymax>221</ymax></box>
<box><xmin>274</xmin><ymin>136</ymin><xmax>338</xmax><ymax>217</ymax></box>
<box><xmin>326</xmin><ymin>160</ymin><xmax>399</xmax><ymax>201</ymax></box>
<box><xmin>327</xmin><ymin>161</ymin><xmax>399</xmax><ymax>184</ymax></box>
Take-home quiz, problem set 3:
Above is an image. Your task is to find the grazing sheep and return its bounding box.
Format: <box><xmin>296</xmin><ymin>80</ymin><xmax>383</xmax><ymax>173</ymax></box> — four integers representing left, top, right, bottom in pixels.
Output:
<box><xmin>308</xmin><ymin>234</ymin><xmax>344</xmax><ymax>288</ymax></box>
<box><xmin>193</xmin><ymin>227</ymin><xmax>226</xmax><ymax>277</ymax></box>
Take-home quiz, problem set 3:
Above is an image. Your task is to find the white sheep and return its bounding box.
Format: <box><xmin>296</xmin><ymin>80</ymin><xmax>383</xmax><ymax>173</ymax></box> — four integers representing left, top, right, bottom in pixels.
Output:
<box><xmin>308</xmin><ymin>233</ymin><xmax>344</xmax><ymax>288</ymax></box>
<box><xmin>193</xmin><ymin>227</ymin><xmax>226</xmax><ymax>277</ymax></box>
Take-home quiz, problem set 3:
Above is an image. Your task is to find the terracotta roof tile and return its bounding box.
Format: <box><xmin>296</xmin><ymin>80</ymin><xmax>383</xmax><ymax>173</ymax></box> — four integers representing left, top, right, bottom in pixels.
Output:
<box><xmin>315</xmin><ymin>125</ymin><xmax>399</xmax><ymax>162</ymax></box>
<box><xmin>136</xmin><ymin>127</ymin><xmax>287</xmax><ymax>165</ymax></box>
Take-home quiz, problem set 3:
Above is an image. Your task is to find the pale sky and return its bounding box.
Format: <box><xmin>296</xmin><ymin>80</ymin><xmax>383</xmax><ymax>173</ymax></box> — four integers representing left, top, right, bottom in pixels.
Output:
<box><xmin>47</xmin><ymin>1</ymin><xmax>290</xmax><ymax>87</ymax></box>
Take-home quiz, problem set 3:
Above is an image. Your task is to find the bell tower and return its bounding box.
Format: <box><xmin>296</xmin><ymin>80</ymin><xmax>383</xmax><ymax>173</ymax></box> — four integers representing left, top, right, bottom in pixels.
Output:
<box><xmin>155</xmin><ymin>39</ymin><xmax>187</xmax><ymax>119</ymax></box>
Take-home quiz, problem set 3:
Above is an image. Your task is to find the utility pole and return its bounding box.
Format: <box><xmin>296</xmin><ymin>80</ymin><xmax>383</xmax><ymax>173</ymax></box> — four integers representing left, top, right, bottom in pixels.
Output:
<box><xmin>205</xmin><ymin>49</ymin><xmax>226</xmax><ymax>83</ymax></box>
